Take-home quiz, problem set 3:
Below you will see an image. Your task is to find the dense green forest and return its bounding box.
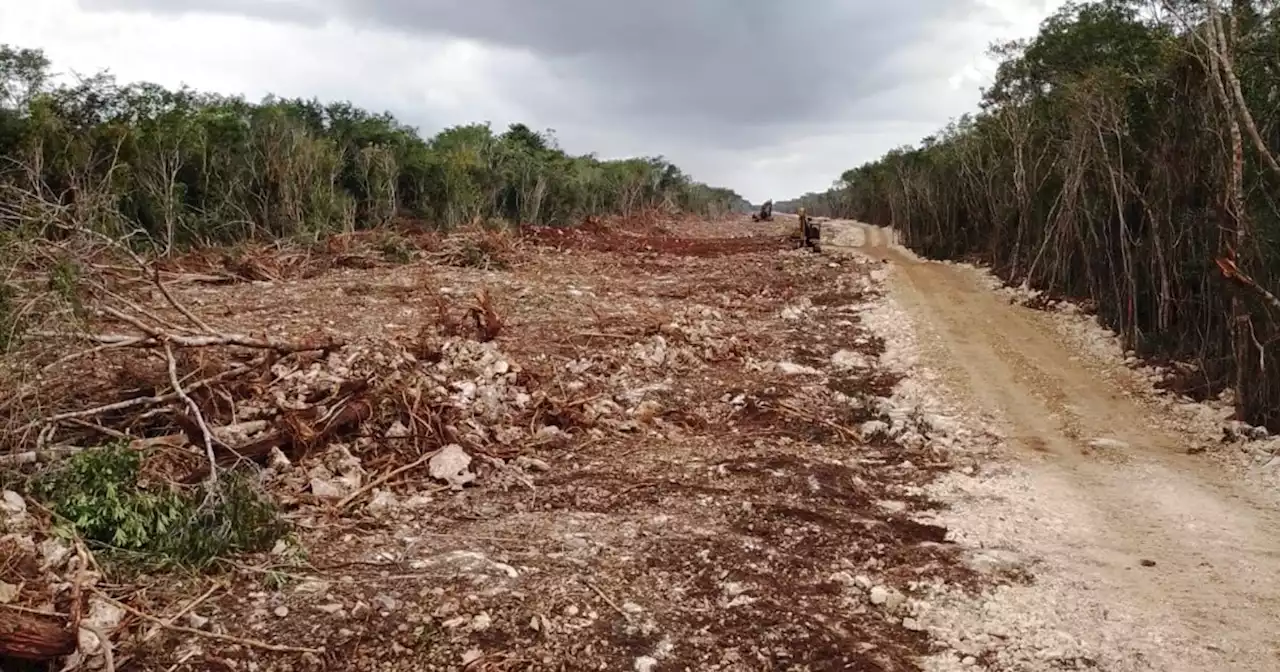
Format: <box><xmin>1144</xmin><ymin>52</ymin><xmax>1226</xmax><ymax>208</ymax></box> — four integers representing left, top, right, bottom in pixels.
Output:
<box><xmin>779</xmin><ymin>0</ymin><xmax>1280</xmax><ymax>427</ymax></box>
<box><xmin>0</xmin><ymin>44</ymin><xmax>750</xmax><ymax>253</ymax></box>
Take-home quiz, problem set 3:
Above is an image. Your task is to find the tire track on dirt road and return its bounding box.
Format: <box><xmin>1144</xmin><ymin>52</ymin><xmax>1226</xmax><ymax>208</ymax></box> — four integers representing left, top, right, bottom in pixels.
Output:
<box><xmin>821</xmin><ymin>219</ymin><xmax>1280</xmax><ymax>671</ymax></box>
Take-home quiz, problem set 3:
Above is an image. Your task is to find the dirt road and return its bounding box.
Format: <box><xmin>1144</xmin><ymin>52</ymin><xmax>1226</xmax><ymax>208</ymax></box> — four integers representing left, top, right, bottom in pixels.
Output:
<box><xmin>823</xmin><ymin>218</ymin><xmax>1280</xmax><ymax>671</ymax></box>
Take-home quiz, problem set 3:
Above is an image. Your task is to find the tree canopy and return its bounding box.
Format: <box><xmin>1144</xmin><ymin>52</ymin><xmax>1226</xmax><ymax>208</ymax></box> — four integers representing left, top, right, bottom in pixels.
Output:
<box><xmin>0</xmin><ymin>44</ymin><xmax>751</xmax><ymax>252</ymax></box>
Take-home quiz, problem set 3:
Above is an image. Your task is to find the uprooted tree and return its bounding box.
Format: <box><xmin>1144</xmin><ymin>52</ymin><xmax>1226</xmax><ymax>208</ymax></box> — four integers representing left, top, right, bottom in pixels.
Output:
<box><xmin>778</xmin><ymin>0</ymin><xmax>1280</xmax><ymax>429</ymax></box>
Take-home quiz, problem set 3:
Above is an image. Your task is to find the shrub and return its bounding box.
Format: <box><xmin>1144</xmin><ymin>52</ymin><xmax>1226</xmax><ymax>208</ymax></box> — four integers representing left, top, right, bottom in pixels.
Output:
<box><xmin>31</xmin><ymin>443</ymin><xmax>287</xmax><ymax>570</ymax></box>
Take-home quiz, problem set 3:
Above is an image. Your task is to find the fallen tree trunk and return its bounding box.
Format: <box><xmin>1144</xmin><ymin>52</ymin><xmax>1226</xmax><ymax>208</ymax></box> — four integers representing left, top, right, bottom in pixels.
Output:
<box><xmin>0</xmin><ymin>610</ymin><xmax>77</xmax><ymax>660</ymax></box>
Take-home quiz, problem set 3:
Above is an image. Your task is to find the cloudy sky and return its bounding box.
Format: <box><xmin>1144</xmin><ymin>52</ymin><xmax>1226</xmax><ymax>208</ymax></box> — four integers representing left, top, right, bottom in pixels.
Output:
<box><xmin>0</xmin><ymin>0</ymin><xmax>1065</xmax><ymax>203</ymax></box>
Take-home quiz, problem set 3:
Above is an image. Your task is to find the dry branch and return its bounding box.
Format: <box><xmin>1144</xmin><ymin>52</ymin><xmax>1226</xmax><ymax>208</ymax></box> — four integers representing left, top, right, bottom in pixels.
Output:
<box><xmin>18</xmin><ymin>360</ymin><xmax>261</xmax><ymax>435</ymax></box>
<box><xmin>776</xmin><ymin>401</ymin><xmax>860</xmax><ymax>441</ymax></box>
<box><xmin>97</xmin><ymin>305</ymin><xmax>340</xmax><ymax>352</ymax></box>
<box><xmin>335</xmin><ymin>448</ymin><xmax>439</xmax><ymax>510</ymax></box>
<box><xmin>165</xmin><ymin>341</ymin><xmax>219</xmax><ymax>482</ymax></box>
<box><xmin>179</xmin><ymin>394</ymin><xmax>374</xmax><ymax>484</ymax></box>
<box><xmin>40</xmin><ymin>328</ymin><xmax>338</xmax><ymax>352</ymax></box>
<box><xmin>79</xmin><ymin>623</ymin><xmax>115</xmax><ymax>672</ymax></box>
<box><xmin>150</xmin><ymin>268</ymin><xmax>214</xmax><ymax>334</ymax></box>
<box><xmin>0</xmin><ymin>444</ymin><xmax>89</xmax><ymax>467</ymax></box>
<box><xmin>39</xmin><ymin>335</ymin><xmax>150</xmax><ymax>371</ymax></box>
<box><xmin>1215</xmin><ymin>256</ymin><xmax>1280</xmax><ymax>312</ymax></box>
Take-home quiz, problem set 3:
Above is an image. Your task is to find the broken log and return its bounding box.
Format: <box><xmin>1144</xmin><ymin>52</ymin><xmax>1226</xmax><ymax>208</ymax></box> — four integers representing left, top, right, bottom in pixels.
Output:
<box><xmin>0</xmin><ymin>610</ymin><xmax>77</xmax><ymax>661</ymax></box>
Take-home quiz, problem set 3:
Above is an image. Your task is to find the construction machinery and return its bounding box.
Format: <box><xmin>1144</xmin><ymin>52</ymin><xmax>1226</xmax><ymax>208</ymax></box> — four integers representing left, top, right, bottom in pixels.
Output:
<box><xmin>797</xmin><ymin>207</ymin><xmax>821</xmax><ymax>252</ymax></box>
<box><xmin>751</xmin><ymin>200</ymin><xmax>773</xmax><ymax>222</ymax></box>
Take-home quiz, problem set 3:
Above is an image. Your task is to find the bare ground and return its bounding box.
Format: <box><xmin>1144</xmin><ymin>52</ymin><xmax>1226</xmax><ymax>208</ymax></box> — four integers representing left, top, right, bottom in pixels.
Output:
<box><xmin>6</xmin><ymin>215</ymin><xmax>1280</xmax><ymax>672</ymax></box>
<box><xmin>0</xmin><ymin>217</ymin><xmax>998</xmax><ymax>671</ymax></box>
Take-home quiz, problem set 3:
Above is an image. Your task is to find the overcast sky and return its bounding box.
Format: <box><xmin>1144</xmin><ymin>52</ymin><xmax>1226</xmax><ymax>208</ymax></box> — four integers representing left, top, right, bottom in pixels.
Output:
<box><xmin>0</xmin><ymin>0</ymin><xmax>1065</xmax><ymax>203</ymax></box>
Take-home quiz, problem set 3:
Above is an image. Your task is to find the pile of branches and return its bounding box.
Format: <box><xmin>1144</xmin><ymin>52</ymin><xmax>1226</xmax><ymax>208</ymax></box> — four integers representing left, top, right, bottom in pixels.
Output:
<box><xmin>1</xmin><ymin>236</ymin><xmax>343</xmax><ymax>474</ymax></box>
<box><xmin>0</xmin><ymin>220</ymin><xmax>625</xmax><ymax>668</ymax></box>
<box><xmin>0</xmin><ymin>224</ymin><xmax>535</xmax><ymax>482</ymax></box>
<box><xmin>147</xmin><ymin>227</ymin><xmax>500</xmax><ymax>286</ymax></box>
<box><xmin>424</xmin><ymin>225</ymin><xmax>521</xmax><ymax>270</ymax></box>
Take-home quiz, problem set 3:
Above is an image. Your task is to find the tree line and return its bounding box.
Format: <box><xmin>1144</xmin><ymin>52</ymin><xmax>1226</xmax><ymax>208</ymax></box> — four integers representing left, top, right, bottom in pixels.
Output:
<box><xmin>0</xmin><ymin>44</ymin><xmax>751</xmax><ymax>253</ymax></box>
<box><xmin>779</xmin><ymin>0</ymin><xmax>1280</xmax><ymax>427</ymax></box>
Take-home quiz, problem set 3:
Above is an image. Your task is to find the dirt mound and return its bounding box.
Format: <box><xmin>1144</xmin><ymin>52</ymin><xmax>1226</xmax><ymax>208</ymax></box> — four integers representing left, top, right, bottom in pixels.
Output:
<box><xmin>524</xmin><ymin>226</ymin><xmax>789</xmax><ymax>257</ymax></box>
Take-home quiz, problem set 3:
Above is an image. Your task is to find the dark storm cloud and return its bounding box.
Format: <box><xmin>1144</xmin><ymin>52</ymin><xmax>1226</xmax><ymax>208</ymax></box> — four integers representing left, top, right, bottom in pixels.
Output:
<box><xmin>358</xmin><ymin>0</ymin><xmax>1001</xmax><ymax>135</ymax></box>
<box><xmin>72</xmin><ymin>0</ymin><xmax>1031</xmax><ymax>198</ymax></box>
<box><xmin>77</xmin><ymin>0</ymin><xmax>992</xmax><ymax>133</ymax></box>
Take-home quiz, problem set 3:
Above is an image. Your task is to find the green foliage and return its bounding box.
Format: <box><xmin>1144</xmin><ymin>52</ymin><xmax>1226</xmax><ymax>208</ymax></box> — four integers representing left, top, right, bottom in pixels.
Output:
<box><xmin>377</xmin><ymin>232</ymin><xmax>416</xmax><ymax>264</ymax></box>
<box><xmin>0</xmin><ymin>47</ymin><xmax>750</xmax><ymax>251</ymax></box>
<box><xmin>453</xmin><ymin>238</ymin><xmax>510</xmax><ymax>270</ymax></box>
<box><xmin>46</xmin><ymin>254</ymin><xmax>85</xmax><ymax>319</ymax></box>
<box><xmin>782</xmin><ymin>0</ymin><xmax>1280</xmax><ymax>427</ymax></box>
<box><xmin>31</xmin><ymin>443</ymin><xmax>287</xmax><ymax>570</ymax></box>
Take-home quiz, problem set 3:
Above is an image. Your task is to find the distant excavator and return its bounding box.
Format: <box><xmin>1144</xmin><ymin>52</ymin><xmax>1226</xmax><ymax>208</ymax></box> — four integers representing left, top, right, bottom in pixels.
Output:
<box><xmin>751</xmin><ymin>200</ymin><xmax>773</xmax><ymax>222</ymax></box>
<box><xmin>797</xmin><ymin>207</ymin><xmax>820</xmax><ymax>252</ymax></box>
